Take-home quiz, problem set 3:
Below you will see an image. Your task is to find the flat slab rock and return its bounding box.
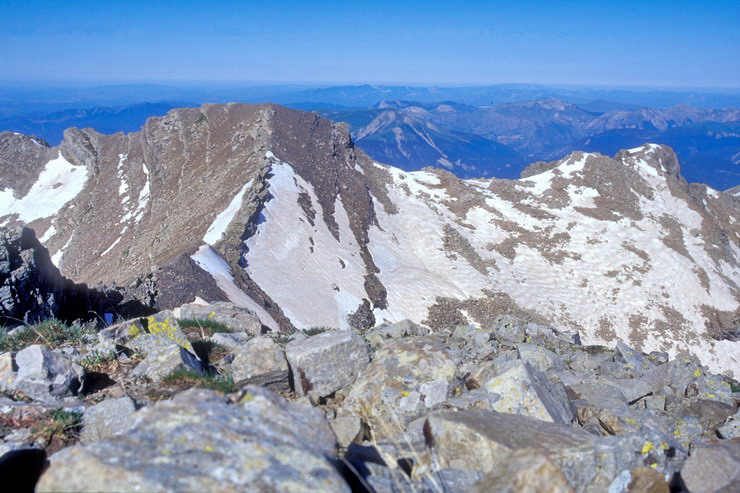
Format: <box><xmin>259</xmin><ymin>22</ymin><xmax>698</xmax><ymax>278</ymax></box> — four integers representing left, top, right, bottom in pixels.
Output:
<box><xmin>178</xmin><ymin>302</ymin><xmax>262</xmax><ymax>336</ymax></box>
<box><xmin>37</xmin><ymin>387</ymin><xmax>348</xmax><ymax>492</ymax></box>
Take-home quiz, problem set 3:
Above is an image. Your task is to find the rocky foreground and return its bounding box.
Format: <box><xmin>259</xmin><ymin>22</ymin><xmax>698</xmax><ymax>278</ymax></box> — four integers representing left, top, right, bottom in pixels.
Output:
<box><xmin>1</xmin><ymin>299</ymin><xmax>739</xmax><ymax>492</ymax></box>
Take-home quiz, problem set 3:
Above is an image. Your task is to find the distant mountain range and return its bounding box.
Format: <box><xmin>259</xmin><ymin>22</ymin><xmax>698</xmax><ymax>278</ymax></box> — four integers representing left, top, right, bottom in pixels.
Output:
<box><xmin>316</xmin><ymin>99</ymin><xmax>739</xmax><ymax>188</ymax></box>
<box><xmin>0</xmin><ymin>84</ymin><xmax>738</xmax><ymax>189</ymax></box>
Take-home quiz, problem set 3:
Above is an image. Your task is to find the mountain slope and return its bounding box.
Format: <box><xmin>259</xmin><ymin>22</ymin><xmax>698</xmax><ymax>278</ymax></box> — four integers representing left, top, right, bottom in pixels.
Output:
<box><xmin>1</xmin><ymin>104</ymin><xmax>738</xmax><ymax>375</ymax></box>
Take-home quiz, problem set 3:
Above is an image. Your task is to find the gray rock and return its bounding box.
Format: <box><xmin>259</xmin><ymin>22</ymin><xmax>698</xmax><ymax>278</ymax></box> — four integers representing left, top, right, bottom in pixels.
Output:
<box><xmin>179</xmin><ymin>302</ymin><xmax>262</xmax><ymax>335</ymax></box>
<box><xmin>491</xmin><ymin>314</ymin><xmax>528</xmax><ymax>344</ymax></box>
<box><xmin>607</xmin><ymin>467</ymin><xmax>670</xmax><ymax>493</ymax></box>
<box><xmin>444</xmin><ymin>388</ymin><xmax>500</xmax><ymax>411</ymax></box>
<box><xmin>129</xmin><ymin>345</ymin><xmax>203</xmax><ymax>382</ymax></box>
<box><xmin>340</xmin><ymin>337</ymin><xmax>458</xmax><ymax>436</ymax></box>
<box><xmin>472</xmin><ymin>448</ymin><xmax>574</xmax><ymax>493</ymax></box>
<box><xmin>0</xmin><ymin>351</ymin><xmax>16</xmax><ymax>392</ymax></box>
<box><xmin>14</xmin><ymin>345</ymin><xmax>84</xmax><ymax>400</ymax></box>
<box><xmin>452</xmin><ymin>325</ymin><xmax>492</xmax><ymax>346</ymax></box>
<box><xmin>681</xmin><ymin>441</ymin><xmax>740</xmax><ymax>493</ymax></box>
<box><xmin>210</xmin><ymin>332</ymin><xmax>251</xmax><ymax>349</ymax></box>
<box><xmin>370</xmin><ymin>319</ymin><xmax>429</xmax><ymax>339</ymax></box>
<box><xmin>718</xmin><ymin>411</ymin><xmax>740</xmax><ymax>439</ymax></box>
<box><xmin>81</xmin><ymin>397</ymin><xmax>137</xmax><ymax>443</ymax></box>
<box><xmin>615</xmin><ymin>340</ymin><xmax>651</xmax><ymax>375</ymax></box>
<box><xmin>517</xmin><ymin>343</ymin><xmax>565</xmax><ymax>372</ymax></box>
<box><xmin>483</xmin><ymin>360</ymin><xmax>575</xmax><ymax>425</ymax></box>
<box><xmin>37</xmin><ymin>388</ymin><xmax>348</xmax><ymax>492</ymax></box>
<box><xmin>422</xmin><ymin>409</ymin><xmax>682</xmax><ymax>492</ymax></box>
<box><xmin>566</xmin><ymin>380</ymin><xmax>629</xmax><ymax>411</ymax></box>
<box><xmin>286</xmin><ymin>330</ymin><xmax>369</xmax><ymax>397</ymax></box>
<box><xmin>330</xmin><ymin>415</ymin><xmax>362</xmax><ymax>448</ymax></box>
<box><xmin>230</xmin><ymin>336</ymin><xmax>289</xmax><ymax>391</ymax></box>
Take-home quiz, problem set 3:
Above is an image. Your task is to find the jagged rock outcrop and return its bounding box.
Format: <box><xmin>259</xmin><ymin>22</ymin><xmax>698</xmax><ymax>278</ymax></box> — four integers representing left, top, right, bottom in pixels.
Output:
<box><xmin>1</xmin><ymin>104</ymin><xmax>738</xmax><ymax>375</ymax></box>
<box><xmin>0</xmin><ymin>226</ymin><xmax>151</xmax><ymax>326</ymax></box>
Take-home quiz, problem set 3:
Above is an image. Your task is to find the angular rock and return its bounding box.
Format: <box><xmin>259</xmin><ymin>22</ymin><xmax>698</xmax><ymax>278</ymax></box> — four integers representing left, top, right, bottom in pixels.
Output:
<box><xmin>452</xmin><ymin>325</ymin><xmax>493</xmax><ymax>347</ymax></box>
<box><xmin>444</xmin><ymin>388</ymin><xmax>500</xmax><ymax>411</ymax></box>
<box><xmin>341</xmin><ymin>337</ymin><xmax>458</xmax><ymax>435</ymax></box>
<box><xmin>37</xmin><ymin>388</ymin><xmax>348</xmax><ymax>492</ymax></box>
<box><xmin>472</xmin><ymin>448</ymin><xmax>574</xmax><ymax>493</ymax></box>
<box><xmin>330</xmin><ymin>416</ymin><xmax>362</xmax><ymax>448</ymax></box>
<box><xmin>129</xmin><ymin>345</ymin><xmax>203</xmax><ymax>382</ymax></box>
<box><xmin>179</xmin><ymin>302</ymin><xmax>262</xmax><ymax>335</ymax></box>
<box><xmin>680</xmin><ymin>440</ymin><xmax>740</xmax><ymax>493</ymax></box>
<box><xmin>615</xmin><ymin>341</ymin><xmax>652</xmax><ymax>375</ymax></box>
<box><xmin>210</xmin><ymin>332</ymin><xmax>251</xmax><ymax>349</ymax></box>
<box><xmin>718</xmin><ymin>411</ymin><xmax>740</xmax><ymax>439</ymax></box>
<box><xmin>0</xmin><ymin>352</ymin><xmax>16</xmax><ymax>393</ymax></box>
<box><xmin>422</xmin><ymin>409</ymin><xmax>684</xmax><ymax>492</ymax></box>
<box><xmin>607</xmin><ymin>467</ymin><xmax>669</xmax><ymax>493</ymax></box>
<box><xmin>369</xmin><ymin>319</ymin><xmax>429</xmax><ymax>340</ymax></box>
<box><xmin>14</xmin><ymin>345</ymin><xmax>84</xmax><ymax>401</ymax></box>
<box><xmin>286</xmin><ymin>330</ymin><xmax>369</xmax><ymax>397</ymax></box>
<box><xmin>517</xmin><ymin>343</ymin><xmax>565</xmax><ymax>372</ymax></box>
<box><xmin>491</xmin><ymin>314</ymin><xmax>528</xmax><ymax>344</ymax></box>
<box><xmin>230</xmin><ymin>336</ymin><xmax>289</xmax><ymax>391</ymax></box>
<box><xmin>81</xmin><ymin>397</ymin><xmax>137</xmax><ymax>443</ymax></box>
<box><xmin>483</xmin><ymin>360</ymin><xmax>575</xmax><ymax>425</ymax></box>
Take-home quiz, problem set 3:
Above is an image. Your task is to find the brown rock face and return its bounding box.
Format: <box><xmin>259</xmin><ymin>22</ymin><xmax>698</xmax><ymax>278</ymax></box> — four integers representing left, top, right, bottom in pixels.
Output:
<box><xmin>1</xmin><ymin>104</ymin><xmax>738</xmax><ymax>375</ymax></box>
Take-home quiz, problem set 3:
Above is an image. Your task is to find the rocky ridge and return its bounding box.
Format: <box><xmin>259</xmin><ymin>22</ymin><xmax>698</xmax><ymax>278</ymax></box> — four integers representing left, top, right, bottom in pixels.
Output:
<box><xmin>0</xmin><ymin>302</ymin><xmax>738</xmax><ymax>492</ymax></box>
<box><xmin>0</xmin><ymin>103</ymin><xmax>738</xmax><ymax>377</ymax></box>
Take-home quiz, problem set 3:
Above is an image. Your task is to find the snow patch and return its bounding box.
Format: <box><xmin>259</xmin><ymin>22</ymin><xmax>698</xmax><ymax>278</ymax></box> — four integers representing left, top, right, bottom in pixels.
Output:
<box><xmin>191</xmin><ymin>244</ymin><xmax>279</xmax><ymax>331</ymax></box>
<box><xmin>203</xmin><ymin>179</ymin><xmax>253</xmax><ymax>245</ymax></box>
<box><xmin>0</xmin><ymin>152</ymin><xmax>87</xmax><ymax>222</ymax></box>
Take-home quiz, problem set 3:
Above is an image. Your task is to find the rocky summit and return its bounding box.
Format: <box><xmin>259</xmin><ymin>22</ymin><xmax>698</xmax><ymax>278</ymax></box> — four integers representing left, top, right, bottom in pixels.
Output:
<box><xmin>0</xmin><ymin>102</ymin><xmax>738</xmax><ymax>492</ymax></box>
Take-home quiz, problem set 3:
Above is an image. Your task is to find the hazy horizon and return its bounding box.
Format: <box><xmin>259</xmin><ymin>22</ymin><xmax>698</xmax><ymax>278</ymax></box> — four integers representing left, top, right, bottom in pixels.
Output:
<box><xmin>3</xmin><ymin>1</ymin><xmax>738</xmax><ymax>88</ymax></box>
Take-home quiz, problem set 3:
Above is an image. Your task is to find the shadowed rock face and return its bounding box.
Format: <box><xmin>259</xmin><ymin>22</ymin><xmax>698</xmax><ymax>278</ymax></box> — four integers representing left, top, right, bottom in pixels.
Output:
<box><xmin>0</xmin><ymin>226</ymin><xmax>154</xmax><ymax>326</ymax></box>
<box><xmin>1</xmin><ymin>104</ymin><xmax>738</xmax><ymax>374</ymax></box>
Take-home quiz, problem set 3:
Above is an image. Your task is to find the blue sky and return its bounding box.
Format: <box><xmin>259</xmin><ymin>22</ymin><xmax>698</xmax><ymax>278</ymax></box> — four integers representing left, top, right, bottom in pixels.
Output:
<box><xmin>2</xmin><ymin>0</ymin><xmax>738</xmax><ymax>88</ymax></box>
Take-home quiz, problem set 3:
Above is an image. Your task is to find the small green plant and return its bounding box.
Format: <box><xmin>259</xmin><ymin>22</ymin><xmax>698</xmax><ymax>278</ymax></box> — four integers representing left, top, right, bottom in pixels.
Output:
<box><xmin>0</xmin><ymin>319</ymin><xmax>95</xmax><ymax>352</ymax></box>
<box><xmin>304</xmin><ymin>327</ymin><xmax>330</xmax><ymax>337</ymax></box>
<box><xmin>81</xmin><ymin>349</ymin><xmax>118</xmax><ymax>370</ymax></box>
<box><xmin>161</xmin><ymin>367</ymin><xmax>237</xmax><ymax>394</ymax></box>
<box><xmin>730</xmin><ymin>381</ymin><xmax>740</xmax><ymax>393</ymax></box>
<box><xmin>178</xmin><ymin>318</ymin><xmax>232</xmax><ymax>338</ymax></box>
<box><xmin>30</xmin><ymin>408</ymin><xmax>83</xmax><ymax>447</ymax></box>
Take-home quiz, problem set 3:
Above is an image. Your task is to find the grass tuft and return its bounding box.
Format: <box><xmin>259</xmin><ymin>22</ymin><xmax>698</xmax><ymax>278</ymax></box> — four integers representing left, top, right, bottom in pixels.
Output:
<box><xmin>0</xmin><ymin>319</ymin><xmax>95</xmax><ymax>352</ymax></box>
<box><xmin>305</xmin><ymin>327</ymin><xmax>330</xmax><ymax>337</ymax></box>
<box><xmin>30</xmin><ymin>408</ymin><xmax>83</xmax><ymax>447</ymax></box>
<box><xmin>161</xmin><ymin>367</ymin><xmax>236</xmax><ymax>394</ymax></box>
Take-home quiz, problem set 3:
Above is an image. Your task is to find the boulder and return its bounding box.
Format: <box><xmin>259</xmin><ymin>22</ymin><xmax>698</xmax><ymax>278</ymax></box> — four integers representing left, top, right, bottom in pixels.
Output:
<box><xmin>490</xmin><ymin>314</ymin><xmax>528</xmax><ymax>344</ymax></box>
<box><xmin>483</xmin><ymin>360</ymin><xmax>575</xmax><ymax>425</ymax></box>
<box><xmin>607</xmin><ymin>467</ymin><xmax>669</xmax><ymax>493</ymax></box>
<box><xmin>0</xmin><ymin>352</ymin><xmax>16</xmax><ymax>393</ymax></box>
<box><xmin>230</xmin><ymin>336</ymin><xmax>289</xmax><ymax>391</ymax></box>
<box><xmin>129</xmin><ymin>345</ymin><xmax>204</xmax><ymax>382</ymax></box>
<box><xmin>421</xmin><ymin>409</ymin><xmax>683</xmax><ymax>492</ymax></box>
<box><xmin>14</xmin><ymin>345</ymin><xmax>84</xmax><ymax>401</ymax></box>
<box><xmin>718</xmin><ymin>411</ymin><xmax>740</xmax><ymax>439</ymax></box>
<box><xmin>340</xmin><ymin>337</ymin><xmax>458</xmax><ymax>436</ymax></box>
<box><xmin>285</xmin><ymin>330</ymin><xmax>369</xmax><ymax>397</ymax></box>
<box><xmin>210</xmin><ymin>332</ymin><xmax>251</xmax><ymax>349</ymax></box>
<box><xmin>472</xmin><ymin>448</ymin><xmax>574</xmax><ymax>493</ymax></box>
<box><xmin>615</xmin><ymin>341</ymin><xmax>652</xmax><ymax>375</ymax></box>
<box><xmin>680</xmin><ymin>440</ymin><xmax>740</xmax><ymax>493</ymax></box>
<box><xmin>81</xmin><ymin>397</ymin><xmax>137</xmax><ymax>443</ymax></box>
<box><xmin>36</xmin><ymin>388</ymin><xmax>348</xmax><ymax>492</ymax></box>
<box><xmin>517</xmin><ymin>343</ymin><xmax>565</xmax><ymax>372</ymax></box>
<box><xmin>179</xmin><ymin>302</ymin><xmax>262</xmax><ymax>335</ymax></box>
<box><xmin>330</xmin><ymin>416</ymin><xmax>362</xmax><ymax>448</ymax></box>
